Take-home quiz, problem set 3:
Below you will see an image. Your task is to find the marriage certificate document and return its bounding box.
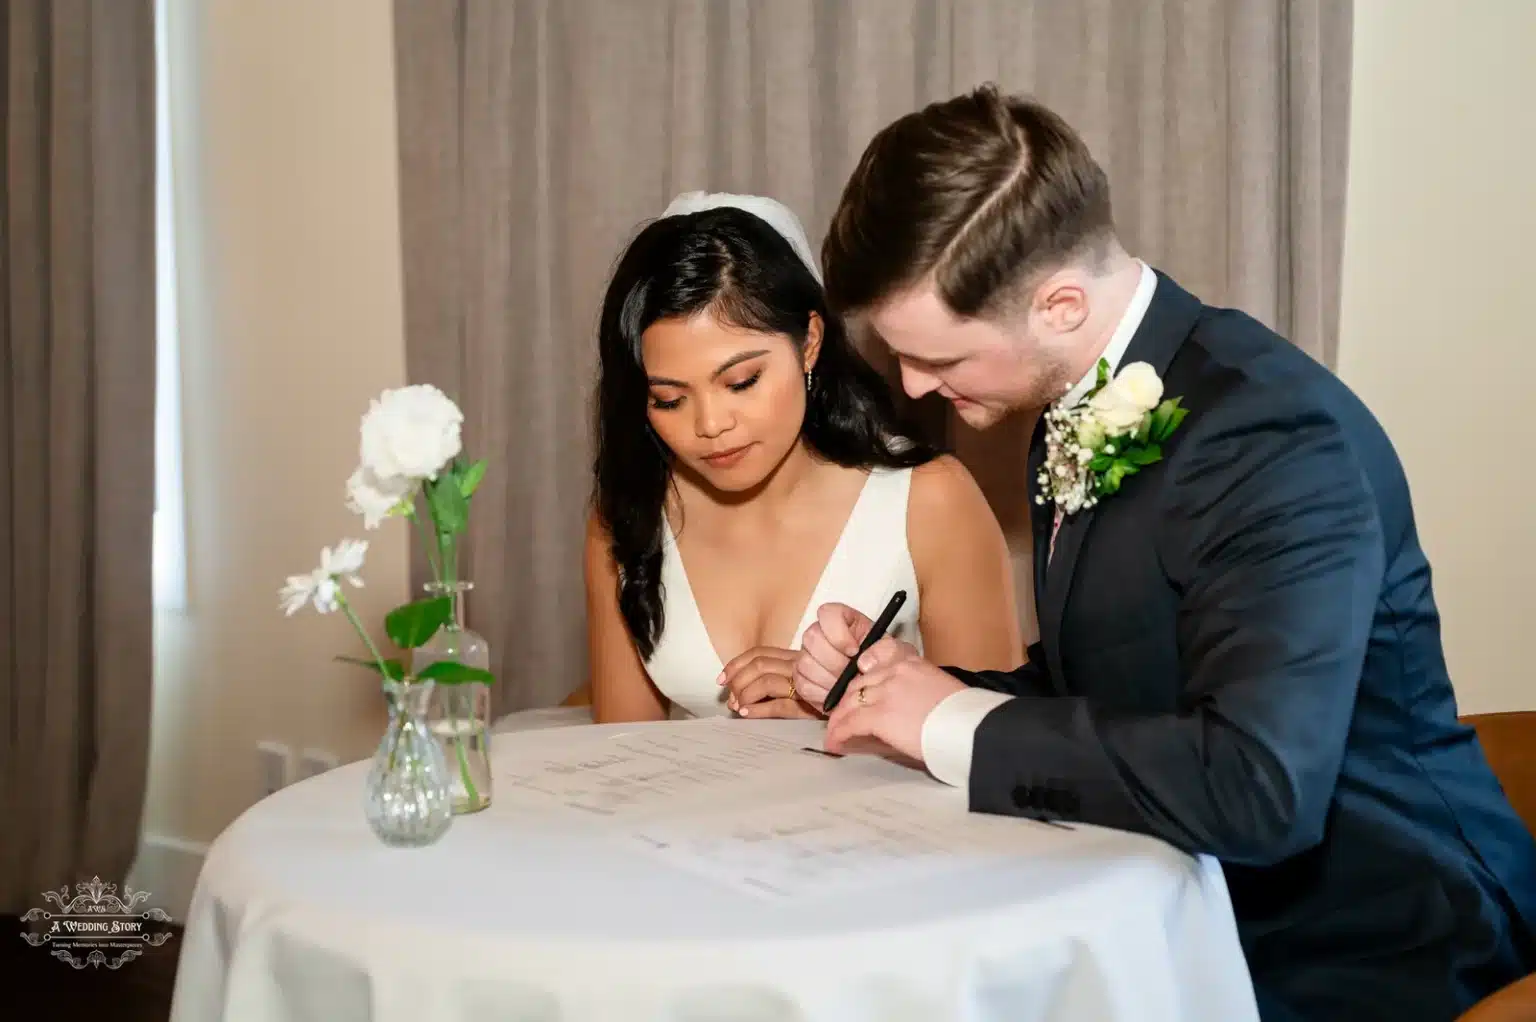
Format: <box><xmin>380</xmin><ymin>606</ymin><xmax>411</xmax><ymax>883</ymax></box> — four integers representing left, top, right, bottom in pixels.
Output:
<box><xmin>497</xmin><ymin>718</ymin><xmax>1071</xmax><ymax>900</ymax></box>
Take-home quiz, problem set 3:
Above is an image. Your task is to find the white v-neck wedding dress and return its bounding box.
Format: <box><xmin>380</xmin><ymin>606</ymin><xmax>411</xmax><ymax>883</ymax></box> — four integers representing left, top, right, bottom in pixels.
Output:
<box><xmin>492</xmin><ymin>465</ymin><xmax>923</xmax><ymax>734</ymax></box>
<box><xmin>644</xmin><ymin>465</ymin><xmax>923</xmax><ymax>719</ymax></box>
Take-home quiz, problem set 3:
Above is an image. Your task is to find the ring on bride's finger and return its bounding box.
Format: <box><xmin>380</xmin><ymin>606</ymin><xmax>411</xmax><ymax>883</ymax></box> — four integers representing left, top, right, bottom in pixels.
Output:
<box><xmin>857</xmin><ymin>685</ymin><xmax>868</xmax><ymax>706</ymax></box>
<box><xmin>787</xmin><ymin>676</ymin><xmax>797</xmax><ymax>701</ymax></box>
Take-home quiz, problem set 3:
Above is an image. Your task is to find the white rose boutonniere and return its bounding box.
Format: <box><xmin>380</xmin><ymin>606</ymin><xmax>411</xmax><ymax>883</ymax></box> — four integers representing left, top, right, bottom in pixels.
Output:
<box><xmin>1087</xmin><ymin>362</ymin><xmax>1164</xmax><ymax>433</ymax></box>
<box><xmin>1036</xmin><ymin>359</ymin><xmax>1188</xmax><ymax>515</ymax></box>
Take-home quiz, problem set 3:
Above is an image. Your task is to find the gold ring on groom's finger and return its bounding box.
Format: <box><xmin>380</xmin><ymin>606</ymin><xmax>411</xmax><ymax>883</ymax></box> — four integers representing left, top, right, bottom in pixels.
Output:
<box><xmin>787</xmin><ymin>676</ymin><xmax>797</xmax><ymax>701</ymax></box>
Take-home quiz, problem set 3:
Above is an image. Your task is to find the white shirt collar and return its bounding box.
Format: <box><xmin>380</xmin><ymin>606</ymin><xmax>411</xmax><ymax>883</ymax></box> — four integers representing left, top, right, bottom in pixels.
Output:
<box><xmin>1058</xmin><ymin>261</ymin><xmax>1157</xmax><ymax>407</ymax></box>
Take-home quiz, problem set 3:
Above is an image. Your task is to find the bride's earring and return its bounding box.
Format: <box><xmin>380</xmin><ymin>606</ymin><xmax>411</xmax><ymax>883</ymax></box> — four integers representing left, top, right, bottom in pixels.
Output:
<box><xmin>804</xmin><ymin>369</ymin><xmax>813</xmax><ymax>394</ymax></box>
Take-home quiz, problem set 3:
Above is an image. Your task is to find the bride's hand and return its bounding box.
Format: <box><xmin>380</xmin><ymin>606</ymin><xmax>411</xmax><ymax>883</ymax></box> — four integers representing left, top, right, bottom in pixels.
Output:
<box><xmin>718</xmin><ymin>646</ymin><xmax>822</xmax><ymax>719</ymax></box>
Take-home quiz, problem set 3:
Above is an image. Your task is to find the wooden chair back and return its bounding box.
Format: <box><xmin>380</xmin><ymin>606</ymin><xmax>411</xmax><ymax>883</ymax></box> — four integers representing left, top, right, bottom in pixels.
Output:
<box><xmin>1459</xmin><ymin>974</ymin><xmax>1536</xmax><ymax>1022</ymax></box>
<box><xmin>1456</xmin><ymin>712</ymin><xmax>1536</xmax><ymax>1021</ymax></box>
<box><xmin>1463</xmin><ymin>711</ymin><xmax>1536</xmax><ymax>837</ymax></box>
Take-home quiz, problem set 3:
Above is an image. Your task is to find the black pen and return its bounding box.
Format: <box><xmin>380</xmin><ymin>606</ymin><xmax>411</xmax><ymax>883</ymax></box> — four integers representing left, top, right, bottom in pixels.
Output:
<box><xmin>821</xmin><ymin>590</ymin><xmax>907</xmax><ymax>713</ymax></box>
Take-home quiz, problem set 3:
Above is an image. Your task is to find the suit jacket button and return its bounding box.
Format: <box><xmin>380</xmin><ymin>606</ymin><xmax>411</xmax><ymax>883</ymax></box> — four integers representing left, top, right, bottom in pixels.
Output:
<box><xmin>1011</xmin><ymin>785</ymin><xmax>1033</xmax><ymax>810</ymax></box>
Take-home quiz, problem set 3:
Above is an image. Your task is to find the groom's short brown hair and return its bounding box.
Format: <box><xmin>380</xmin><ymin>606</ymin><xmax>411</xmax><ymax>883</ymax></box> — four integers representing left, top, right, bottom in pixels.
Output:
<box><xmin>823</xmin><ymin>85</ymin><xmax>1114</xmax><ymax>320</ymax></box>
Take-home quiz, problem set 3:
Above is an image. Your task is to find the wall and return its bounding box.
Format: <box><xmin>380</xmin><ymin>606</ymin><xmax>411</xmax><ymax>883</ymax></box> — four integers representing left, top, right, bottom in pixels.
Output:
<box><xmin>1336</xmin><ymin>0</ymin><xmax>1536</xmax><ymax>714</ymax></box>
<box><xmin>134</xmin><ymin>0</ymin><xmax>411</xmax><ymax>916</ymax></box>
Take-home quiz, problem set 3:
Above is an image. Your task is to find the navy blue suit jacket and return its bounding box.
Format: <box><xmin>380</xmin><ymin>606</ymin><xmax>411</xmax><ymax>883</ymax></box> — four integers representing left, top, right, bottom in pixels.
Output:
<box><xmin>947</xmin><ymin>271</ymin><xmax>1536</xmax><ymax>1020</ymax></box>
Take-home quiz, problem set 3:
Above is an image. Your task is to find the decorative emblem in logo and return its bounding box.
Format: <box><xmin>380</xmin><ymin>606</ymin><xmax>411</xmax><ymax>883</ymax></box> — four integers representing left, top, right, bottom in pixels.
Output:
<box><xmin>18</xmin><ymin>876</ymin><xmax>174</xmax><ymax>969</ymax></box>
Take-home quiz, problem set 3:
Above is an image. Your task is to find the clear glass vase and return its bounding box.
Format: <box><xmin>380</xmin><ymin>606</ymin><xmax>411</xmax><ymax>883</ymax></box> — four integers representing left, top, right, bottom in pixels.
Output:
<box><xmin>413</xmin><ymin>580</ymin><xmax>493</xmax><ymax>814</ymax></box>
<box><xmin>364</xmin><ymin>678</ymin><xmax>453</xmax><ymax>847</ymax></box>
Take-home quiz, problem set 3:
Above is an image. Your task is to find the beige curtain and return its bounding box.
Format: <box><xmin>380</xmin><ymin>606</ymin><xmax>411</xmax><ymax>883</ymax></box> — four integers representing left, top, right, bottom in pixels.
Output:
<box><xmin>0</xmin><ymin>0</ymin><xmax>157</xmax><ymax>913</ymax></box>
<box><xmin>392</xmin><ymin>0</ymin><xmax>1352</xmax><ymax>709</ymax></box>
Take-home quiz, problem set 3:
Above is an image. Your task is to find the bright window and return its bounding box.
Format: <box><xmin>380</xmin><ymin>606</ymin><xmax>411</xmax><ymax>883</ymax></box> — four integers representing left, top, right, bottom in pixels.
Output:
<box><xmin>152</xmin><ymin>0</ymin><xmax>186</xmax><ymax>612</ymax></box>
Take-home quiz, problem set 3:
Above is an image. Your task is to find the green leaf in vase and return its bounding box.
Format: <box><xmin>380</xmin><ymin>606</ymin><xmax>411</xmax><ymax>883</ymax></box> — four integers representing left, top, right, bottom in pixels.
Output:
<box><xmin>334</xmin><ymin>655</ymin><xmax>406</xmax><ymax>680</ymax></box>
<box><xmin>458</xmin><ymin>459</ymin><xmax>487</xmax><ymax>500</ymax></box>
<box><xmin>428</xmin><ymin>475</ymin><xmax>470</xmax><ymax>535</ymax></box>
<box><xmin>384</xmin><ymin>595</ymin><xmax>453</xmax><ymax>649</ymax></box>
<box><xmin>416</xmin><ymin>661</ymin><xmax>495</xmax><ymax>686</ymax></box>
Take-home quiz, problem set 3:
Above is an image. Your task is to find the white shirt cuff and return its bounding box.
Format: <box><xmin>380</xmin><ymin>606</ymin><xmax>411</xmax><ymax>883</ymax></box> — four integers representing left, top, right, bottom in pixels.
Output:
<box><xmin>920</xmin><ymin>687</ymin><xmax>1015</xmax><ymax>788</ymax></box>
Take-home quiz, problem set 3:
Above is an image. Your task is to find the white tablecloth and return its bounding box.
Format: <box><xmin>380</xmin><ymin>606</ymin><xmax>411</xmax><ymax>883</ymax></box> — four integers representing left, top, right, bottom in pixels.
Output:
<box><xmin>169</xmin><ymin>718</ymin><xmax>1258</xmax><ymax>1022</ymax></box>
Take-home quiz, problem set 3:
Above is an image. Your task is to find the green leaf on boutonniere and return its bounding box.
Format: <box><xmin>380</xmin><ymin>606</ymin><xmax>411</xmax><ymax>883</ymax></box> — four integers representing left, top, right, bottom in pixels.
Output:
<box><xmin>416</xmin><ymin>661</ymin><xmax>495</xmax><ymax>686</ymax></box>
<box><xmin>427</xmin><ymin>474</ymin><xmax>470</xmax><ymax>535</ymax></box>
<box><xmin>335</xmin><ymin>655</ymin><xmax>406</xmax><ymax>680</ymax></box>
<box><xmin>1134</xmin><ymin>414</ymin><xmax>1153</xmax><ymax>446</ymax></box>
<box><xmin>1101</xmin><ymin>461</ymin><xmax>1132</xmax><ymax>494</ymax></box>
<box><xmin>1094</xmin><ymin>358</ymin><xmax>1111</xmax><ymax>391</ymax></box>
<box><xmin>457</xmin><ymin>458</ymin><xmax>487</xmax><ymax>500</ymax></box>
<box><xmin>1089</xmin><ymin>453</ymin><xmax>1116</xmax><ymax>473</ymax></box>
<box><xmin>1148</xmin><ymin>397</ymin><xmax>1188</xmax><ymax>443</ymax></box>
<box><xmin>384</xmin><ymin>595</ymin><xmax>453</xmax><ymax>649</ymax></box>
<box><xmin>1126</xmin><ymin>443</ymin><xmax>1163</xmax><ymax>467</ymax></box>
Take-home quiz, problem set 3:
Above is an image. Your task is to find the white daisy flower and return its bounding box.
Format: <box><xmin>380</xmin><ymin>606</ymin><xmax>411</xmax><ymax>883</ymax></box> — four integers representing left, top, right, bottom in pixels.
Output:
<box><xmin>279</xmin><ymin>540</ymin><xmax>368</xmax><ymax>615</ymax></box>
<box><xmin>321</xmin><ymin>538</ymin><xmax>368</xmax><ymax>584</ymax></box>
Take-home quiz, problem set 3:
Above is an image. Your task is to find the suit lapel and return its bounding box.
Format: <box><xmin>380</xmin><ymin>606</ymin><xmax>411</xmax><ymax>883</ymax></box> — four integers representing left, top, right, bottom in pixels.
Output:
<box><xmin>1037</xmin><ymin>271</ymin><xmax>1204</xmax><ymax>688</ymax></box>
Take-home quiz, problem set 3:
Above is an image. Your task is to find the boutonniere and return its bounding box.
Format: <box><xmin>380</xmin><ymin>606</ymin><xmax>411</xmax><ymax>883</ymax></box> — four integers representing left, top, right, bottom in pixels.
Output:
<box><xmin>1035</xmin><ymin>359</ymin><xmax>1188</xmax><ymax>515</ymax></box>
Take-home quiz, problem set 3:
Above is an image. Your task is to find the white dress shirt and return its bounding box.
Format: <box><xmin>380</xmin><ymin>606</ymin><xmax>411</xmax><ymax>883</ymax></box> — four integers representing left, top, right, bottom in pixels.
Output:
<box><xmin>920</xmin><ymin>261</ymin><xmax>1158</xmax><ymax>789</ymax></box>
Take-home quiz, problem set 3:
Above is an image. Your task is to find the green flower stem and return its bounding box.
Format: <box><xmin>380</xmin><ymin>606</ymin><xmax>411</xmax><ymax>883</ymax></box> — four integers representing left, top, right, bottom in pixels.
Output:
<box><xmin>385</xmin><ymin>695</ymin><xmax>404</xmax><ymax>774</ymax></box>
<box><xmin>334</xmin><ymin>590</ymin><xmax>408</xmax><ymax>772</ymax></box>
<box><xmin>337</xmin><ymin>591</ymin><xmax>392</xmax><ymax>681</ymax></box>
<box><xmin>408</xmin><ymin>503</ymin><xmax>443</xmax><ymax>584</ymax></box>
<box><xmin>437</xmin><ymin>529</ymin><xmax>457</xmax><ymax>590</ymax></box>
<box><xmin>452</xmin><ymin>724</ymin><xmax>479</xmax><ymax>806</ymax></box>
<box><xmin>408</xmin><ymin>726</ymin><xmax>427</xmax><ymax>798</ymax></box>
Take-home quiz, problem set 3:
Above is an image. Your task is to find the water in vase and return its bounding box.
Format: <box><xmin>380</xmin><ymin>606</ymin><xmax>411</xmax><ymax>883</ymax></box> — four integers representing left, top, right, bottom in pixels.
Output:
<box><xmin>413</xmin><ymin>581</ymin><xmax>494</xmax><ymax>814</ymax></box>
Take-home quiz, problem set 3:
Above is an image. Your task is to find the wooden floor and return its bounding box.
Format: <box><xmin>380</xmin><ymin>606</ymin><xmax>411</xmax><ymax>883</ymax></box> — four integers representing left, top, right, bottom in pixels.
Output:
<box><xmin>4</xmin><ymin>915</ymin><xmax>182</xmax><ymax>1020</ymax></box>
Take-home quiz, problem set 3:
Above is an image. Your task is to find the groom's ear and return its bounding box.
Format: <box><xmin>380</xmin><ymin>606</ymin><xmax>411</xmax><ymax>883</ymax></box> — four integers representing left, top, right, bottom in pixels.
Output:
<box><xmin>1035</xmin><ymin>275</ymin><xmax>1090</xmax><ymax>335</ymax></box>
<box><xmin>802</xmin><ymin>311</ymin><xmax>824</xmax><ymax>372</ymax></box>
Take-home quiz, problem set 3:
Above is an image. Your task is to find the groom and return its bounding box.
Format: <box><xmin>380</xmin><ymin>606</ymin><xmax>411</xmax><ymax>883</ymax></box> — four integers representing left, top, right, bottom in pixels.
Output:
<box><xmin>793</xmin><ymin>85</ymin><xmax>1536</xmax><ymax>1021</ymax></box>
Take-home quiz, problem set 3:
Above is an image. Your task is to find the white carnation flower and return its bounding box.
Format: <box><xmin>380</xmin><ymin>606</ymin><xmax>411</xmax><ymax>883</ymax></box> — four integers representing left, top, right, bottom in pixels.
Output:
<box><xmin>358</xmin><ymin>384</ymin><xmax>464</xmax><ymax>481</ymax></box>
<box><xmin>346</xmin><ymin>465</ymin><xmax>412</xmax><ymax>529</ymax></box>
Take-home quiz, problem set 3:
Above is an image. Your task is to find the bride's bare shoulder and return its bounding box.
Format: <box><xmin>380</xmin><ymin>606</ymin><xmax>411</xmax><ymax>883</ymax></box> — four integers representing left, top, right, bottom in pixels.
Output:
<box><xmin>908</xmin><ymin>455</ymin><xmax>994</xmax><ymax>524</ymax></box>
<box><xmin>906</xmin><ymin>455</ymin><xmax>1010</xmax><ymax>569</ymax></box>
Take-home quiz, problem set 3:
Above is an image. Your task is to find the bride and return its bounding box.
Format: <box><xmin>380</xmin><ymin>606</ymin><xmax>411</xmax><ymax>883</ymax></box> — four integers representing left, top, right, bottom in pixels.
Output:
<box><xmin>584</xmin><ymin>192</ymin><xmax>1021</xmax><ymax>723</ymax></box>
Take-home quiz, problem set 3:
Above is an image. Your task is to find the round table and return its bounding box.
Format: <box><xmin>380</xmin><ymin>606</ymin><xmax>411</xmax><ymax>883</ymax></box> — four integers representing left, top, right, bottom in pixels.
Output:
<box><xmin>169</xmin><ymin>718</ymin><xmax>1258</xmax><ymax>1022</ymax></box>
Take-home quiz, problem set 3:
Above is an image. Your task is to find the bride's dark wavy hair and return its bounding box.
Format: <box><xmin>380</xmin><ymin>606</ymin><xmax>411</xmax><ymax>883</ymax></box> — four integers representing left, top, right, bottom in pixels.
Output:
<box><xmin>592</xmin><ymin>206</ymin><xmax>939</xmax><ymax>660</ymax></box>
